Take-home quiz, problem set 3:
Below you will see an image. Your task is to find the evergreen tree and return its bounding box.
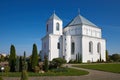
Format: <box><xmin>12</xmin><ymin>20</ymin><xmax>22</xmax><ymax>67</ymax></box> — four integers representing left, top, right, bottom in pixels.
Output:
<box><xmin>44</xmin><ymin>55</ymin><xmax>48</xmax><ymax>72</ymax></box>
<box><xmin>16</xmin><ymin>56</ymin><xmax>20</xmax><ymax>72</ymax></box>
<box><xmin>31</xmin><ymin>44</ymin><xmax>38</xmax><ymax>71</ymax></box>
<box><xmin>9</xmin><ymin>45</ymin><xmax>16</xmax><ymax>72</ymax></box>
<box><xmin>76</xmin><ymin>54</ymin><xmax>78</xmax><ymax>62</ymax></box>
<box><xmin>106</xmin><ymin>50</ymin><xmax>109</xmax><ymax>62</ymax></box>
<box><xmin>23</xmin><ymin>51</ymin><xmax>27</xmax><ymax>70</ymax></box>
<box><xmin>21</xmin><ymin>70</ymin><xmax>28</xmax><ymax>80</ymax></box>
<box><xmin>19</xmin><ymin>56</ymin><xmax>23</xmax><ymax>72</ymax></box>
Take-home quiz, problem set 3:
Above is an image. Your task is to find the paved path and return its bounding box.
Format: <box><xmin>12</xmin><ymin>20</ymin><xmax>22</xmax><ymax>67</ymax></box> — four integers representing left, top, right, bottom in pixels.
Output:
<box><xmin>3</xmin><ymin>64</ymin><xmax>120</xmax><ymax>80</ymax></box>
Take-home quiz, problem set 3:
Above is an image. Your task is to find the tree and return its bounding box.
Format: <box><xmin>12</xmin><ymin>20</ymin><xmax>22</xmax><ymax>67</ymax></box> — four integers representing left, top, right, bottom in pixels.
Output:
<box><xmin>111</xmin><ymin>54</ymin><xmax>120</xmax><ymax>62</ymax></box>
<box><xmin>16</xmin><ymin>56</ymin><xmax>20</xmax><ymax>72</ymax></box>
<box><xmin>21</xmin><ymin>70</ymin><xmax>28</xmax><ymax>80</ymax></box>
<box><xmin>106</xmin><ymin>50</ymin><xmax>109</xmax><ymax>62</ymax></box>
<box><xmin>51</xmin><ymin>58</ymin><xmax>66</xmax><ymax>68</ymax></box>
<box><xmin>9</xmin><ymin>45</ymin><xmax>16</xmax><ymax>72</ymax></box>
<box><xmin>19</xmin><ymin>56</ymin><xmax>23</xmax><ymax>72</ymax></box>
<box><xmin>4</xmin><ymin>66</ymin><xmax>10</xmax><ymax>76</ymax></box>
<box><xmin>0</xmin><ymin>55</ymin><xmax>5</xmax><ymax>62</ymax></box>
<box><xmin>78</xmin><ymin>53</ymin><xmax>82</xmax><ymax>63</ymax></box>
<box><xmin>44</xmin><ymin>55</ymin><xmax>48</xmax><ymax>72</ymax></box>
<box><xmin>23</xmin><ymin>51</ymin><xmax>27</xmax><ymax>71</ymax></box>
<box><xmin>31</xmin><ymin>44</ymin><xmax>38</xmax><ymax>71</ymax></box>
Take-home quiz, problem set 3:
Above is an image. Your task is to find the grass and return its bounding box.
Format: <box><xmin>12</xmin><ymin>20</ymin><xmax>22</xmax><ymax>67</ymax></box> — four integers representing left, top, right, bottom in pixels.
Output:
<box><xmin>0</xmin><ymin>68</ymin><xmax>89</xmax><ymax>77</ymax></box>
<box><xmin>73</xmin><ymin>63</ymin><xmax>120</xmax><ymax>73</ymax></box>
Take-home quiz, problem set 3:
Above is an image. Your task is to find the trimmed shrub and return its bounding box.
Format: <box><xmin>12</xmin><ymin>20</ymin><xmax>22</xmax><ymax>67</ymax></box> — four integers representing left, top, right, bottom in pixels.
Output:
<box><xmin>34</xmin><ymin>66</ymin><xmax>40</xmax><ymax>73</ymax></box>
<box><xmin>0</xmin><ymin>76</ymin><xmax>3</xmax><ymax>80</ymax></box>
<box><xmin>21</xmin><ymin>70</ymin><xmax>28</xmax><ymax>80</ymax></box>
<box><xmin>50</xmin><ymin>58</ymin><xmax>66</xmax><ymax>69</ymax></box>
<box><xmin>4</xmin><ymin>66</ymin><xmax>10</xmax><ymax>76</ymax></box>
<box><xmin>44</xmin><ymin>55</ymin><xmax>49</xmax><ymax>72</ymax></box>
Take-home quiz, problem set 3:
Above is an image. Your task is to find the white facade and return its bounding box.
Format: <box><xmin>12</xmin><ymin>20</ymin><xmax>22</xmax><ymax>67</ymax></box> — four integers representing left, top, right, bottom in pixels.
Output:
<box><xmin>41</xmin><ymin>13</ymin><xmax>106</xmax><ymax>63</ymax></box>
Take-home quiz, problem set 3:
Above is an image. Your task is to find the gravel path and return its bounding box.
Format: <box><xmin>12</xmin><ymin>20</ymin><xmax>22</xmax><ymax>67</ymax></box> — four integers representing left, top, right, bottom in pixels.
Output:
<box><xmin>3</xmin><ymin>64</ymin><xmax>120</xmax><ymax>80</ymax></box>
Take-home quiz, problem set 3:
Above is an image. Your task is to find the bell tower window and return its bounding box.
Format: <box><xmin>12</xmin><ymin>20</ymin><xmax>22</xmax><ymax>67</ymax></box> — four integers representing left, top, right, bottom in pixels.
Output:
<box><xmin>56</xmin><ymin>22</ymin><xmax>59</xmax><ymax>31</ymax></box>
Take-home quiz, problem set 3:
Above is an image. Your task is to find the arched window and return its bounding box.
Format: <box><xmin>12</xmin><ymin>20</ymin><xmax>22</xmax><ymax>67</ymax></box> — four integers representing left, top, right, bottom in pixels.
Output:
<box><xmin>56</xmin><ymin>22</ymin><xmax>59</xmax><ymax>31</ymax></box>
<box><xmin>89</xmin><ymin>41</ymin><xmax>93</xmax><ymax>53</ymax></box>
<box><xmin>71</xmin><ymin>42</ymin><xmax>75</xmax><ymax>54</ymax></box>
<box><xmin>97</xmin><ymin>43</ymin><xmax>101</xmax><ymax>53</ymax></box>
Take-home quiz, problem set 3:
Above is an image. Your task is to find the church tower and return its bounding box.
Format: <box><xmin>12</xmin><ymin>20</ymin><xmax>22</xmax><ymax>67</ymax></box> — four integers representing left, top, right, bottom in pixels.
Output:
<box><xmin>46</xmin><ymin>12</ymin><xmax>63</xmax><ymax>35</ymax></box>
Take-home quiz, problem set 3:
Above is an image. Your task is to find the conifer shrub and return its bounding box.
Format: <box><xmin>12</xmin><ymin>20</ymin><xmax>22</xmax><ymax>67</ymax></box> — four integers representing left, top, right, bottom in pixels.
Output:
<box><xmin>34</xmin><ymin>66</ymin><xmax>40</xmax><ymax>73</ymax></box>
<box><xmin>0</xmin><ymin>76</ymin><xmax>3</xmax><ymax>80</ymax></box>
<box><xmin>21</xmin><ymin>70</ymin><xmax>28</xmax><ymax>80</ymax></box>
<box><xmin>49</xmin><ymin>58</ymin><xmax>66</xmax><ymax>69</ymax></box>
<box><xmin>44</xmin><ymin>55</ymin><xmax>49</xmax><ymax>72</ymax></box>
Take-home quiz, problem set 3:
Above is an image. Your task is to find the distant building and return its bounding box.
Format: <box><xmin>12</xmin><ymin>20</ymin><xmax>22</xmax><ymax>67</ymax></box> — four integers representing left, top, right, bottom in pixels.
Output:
<box><xmin>41</xmin><ymin>12</ymin><xmax>106</xmax><ymax>63</ymax></box>
<box><xmin>0</xmin><ymin>53</ymin><xmax>7</xmax><ymax>58</ymax></box>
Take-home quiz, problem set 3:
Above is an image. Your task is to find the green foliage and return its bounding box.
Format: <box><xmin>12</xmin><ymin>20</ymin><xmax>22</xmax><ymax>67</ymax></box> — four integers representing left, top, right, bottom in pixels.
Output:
<box><xmin>111</xmin><ymin>54</ymin><xmax>120</xmax><ymax>62</ymax></box>
<box><xmin>16</xmin><ymin>56</ymin><xmax>20</xmax><ymax>72</ymax></box>
<box><xmin>0</xmin><ymin>76</ymin><xmax>3</xmax><ymax>80</ymax></box>
<box><xmin>0</xmin><ymin>55</ymin><xmax>5</xmax><ymax>62</ymax></box>
<box><xmin>76</xmin><ymin>53</ymin><xmax>82</xmax><ymax>63</ymax></box>
<box><xmin>0</xmin><ymin>68</ymin><xmax>89</xmax><ymax>77</ymax></box>
<box><xmin>21</xmin><ymin>70</ymin><xmax>28</xmax><ymax>80</ymax></box>
<box><xmin>74</xmin><ymin>63</ymin><xmax>120</xmax><ymax>73</ymax></box>
<box><xmin>34</xmin><ymin>66</ymin><xmax>40</xmax><ymax>73</ymax></box>
<box><xmin>4</xmin><ymin>66</ymin><xmax>10</xmax><ymax>76</ymax></box>
<box><xmin>51</xmin><ymin>67</ymin><xmax>68</xmax><ymax>73</ymax></box>
<box><xmin>50</xmin><ymin>58</ymin><xmax>66</xmax><ymax>68</ymax></box>
<box><xmin>106</xmin><ymin>50</ymin><xmax>109</xmax><ymax>62</ymax></box>
<box><xmin>44</xmin><ymin>55</ymin><xmax>48</xmax><ymax>72</ymax></box>
<box><xmin>9</xmin><ymin>45</ymin><xmax>16</xmax><ymax>72</ymax></box>
<box><xmin>19</xmin><ymin>56</ymin><xmax>23</xmax><ymax>72</ymax></box>
<box><xmin>31</xmin><ymin>44</ymin><xmax>38</xmax><ymax>71</ymax></box>
<box><xmin>4</xmin><ymin>66</ymin><xmax>10</xmax><ymax>72</ymax></box>
<box><xmin>23</xmin><ymin>51</ymin><xmax>27</xmax><ymax>71</ymax></box>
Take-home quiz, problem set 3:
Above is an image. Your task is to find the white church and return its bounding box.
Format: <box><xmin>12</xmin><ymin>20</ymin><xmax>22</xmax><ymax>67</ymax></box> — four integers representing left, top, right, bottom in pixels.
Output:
<box><xmin>41</xmin><ymin>12</ymin><xmax>106</xmax><ymax>63</ymax></box>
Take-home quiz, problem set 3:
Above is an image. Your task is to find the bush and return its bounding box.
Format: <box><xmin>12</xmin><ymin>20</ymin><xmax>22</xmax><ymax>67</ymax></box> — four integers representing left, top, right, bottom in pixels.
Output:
<box><xmin>69</xmin><ymin>59</ymin><xmax>74</xmax><ymax>63</ymax></box>
<box><xmin>0</xmin><ymin>76</ymin><xmax>3</xmax><ymax>80</ymax></box>
<box><xmin>44</xmin><ymin>55</ymin><xmax>49</xmax><ymax>72</ymax></box>
<box><xmin>21</xmin><ymin>70</ymin><xmax>28</xmax><ymax>80</ymax></box>
<box><xmin>4</xmin><ymin>66</ymin><xmax>10</xmax><ymax>76</ymax></box>
<box><xmin>49</xmin><ymin>58</ymin><xmax>66</xmax><ymax>69</ymax></box>
<box><xmin>34</xmin><ymin>66</ymin><xmax>40</xmax><ymax>73</ymax></box>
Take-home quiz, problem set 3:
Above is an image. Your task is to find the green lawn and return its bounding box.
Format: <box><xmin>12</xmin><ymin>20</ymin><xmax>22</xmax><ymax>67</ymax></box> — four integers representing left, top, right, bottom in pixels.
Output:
<box><xmin>73</xmin><ymin>63</ymin><xmax>120</xmax><ymax>73</ymax></box>
<box><xmin>0</xmin><ymin>68</ymin><xmax>89</xmax><ymax>77</ymax></box>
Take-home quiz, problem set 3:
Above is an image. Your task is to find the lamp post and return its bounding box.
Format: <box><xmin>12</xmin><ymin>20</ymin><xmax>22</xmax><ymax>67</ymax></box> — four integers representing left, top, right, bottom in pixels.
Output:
<box><xmin>1</xmin><ymin>67</ymin><xmax>4</xmax><ymax>76</ymax></box>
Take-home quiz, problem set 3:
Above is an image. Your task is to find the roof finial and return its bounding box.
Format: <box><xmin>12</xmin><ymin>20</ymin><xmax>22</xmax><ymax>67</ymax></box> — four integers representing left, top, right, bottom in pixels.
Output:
<box><xmin>78</xmin><ymin>8</ymin><xmax>80</xmax><ymax>15</ymax></box>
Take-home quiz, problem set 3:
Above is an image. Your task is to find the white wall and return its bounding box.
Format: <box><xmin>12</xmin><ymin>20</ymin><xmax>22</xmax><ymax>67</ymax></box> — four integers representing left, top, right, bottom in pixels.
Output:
<box><xmin>64</xmin><ymin>35</ymin><xmax>71</xmax><ymax>62</ymax></box>
<box><xmin>70</xmin><ymin>36</ymin><xmax>82</xmax><ymax>60</ymax></box>
<box><xmin>41</xmin><ymin>35</ymin><xmax>49</xmax><ymax>61</ymax></box>
<box><xmin>63</xmin><ymin>25</ymin><xmax>82</xmax><ymax>36</ymax></box>
<box><xmin>49</xmin><ymin>35</ymin><xmax>62</xmax><ymax>61</ymax></box>
<box><xmin>46</xmin><ymin>19</ymin><xmax>63</xmax><ymax>35</ymax></box>
<box><xmin>53</xmin><ymin>20</ymin><xmax>63</xmax><ymax>35</ymax></box>
<box><xmin>82</xmin><ymin>25</ymin><xmax>101</xmax><ymax>38</ymax></box>
<box><xmin>82</xmin><ymin>36</ymin><xmax>106</xmax><ymax>63</ymax></box>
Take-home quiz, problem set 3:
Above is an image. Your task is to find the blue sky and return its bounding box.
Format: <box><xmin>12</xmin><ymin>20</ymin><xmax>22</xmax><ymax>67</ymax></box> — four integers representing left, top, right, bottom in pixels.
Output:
<box><xmin>0</xmin><ymin>0</ymin><xmax>120</xmax><ymax>56</ymax></box>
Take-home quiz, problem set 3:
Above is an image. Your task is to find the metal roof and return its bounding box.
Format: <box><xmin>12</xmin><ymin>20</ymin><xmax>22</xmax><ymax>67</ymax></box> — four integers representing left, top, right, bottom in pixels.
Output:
<box><xmin>66</xmin><ymin>14</ymin><xmax>98</xmax><ymax>27</ymax></box>
<box><xmin>48</xmin><ymin>13</ymin><xmax>62</xmax><ymax>21</ymax></box>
